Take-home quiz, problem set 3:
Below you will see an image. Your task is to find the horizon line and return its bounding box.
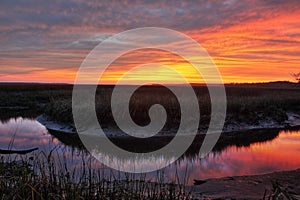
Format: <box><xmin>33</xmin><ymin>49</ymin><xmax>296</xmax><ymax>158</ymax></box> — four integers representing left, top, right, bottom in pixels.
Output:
<box><xmin>0</xmin><ymin>80</ymin><xmax>297</xmax><ymax>86</ymax></box>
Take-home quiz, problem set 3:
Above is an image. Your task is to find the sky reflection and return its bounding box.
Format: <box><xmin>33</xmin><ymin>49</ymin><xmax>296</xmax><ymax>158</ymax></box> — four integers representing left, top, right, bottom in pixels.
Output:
<box><xmin>0</xmin><ymin>117</ymin><xmax>299</xmax><ymax>185</ymax></box>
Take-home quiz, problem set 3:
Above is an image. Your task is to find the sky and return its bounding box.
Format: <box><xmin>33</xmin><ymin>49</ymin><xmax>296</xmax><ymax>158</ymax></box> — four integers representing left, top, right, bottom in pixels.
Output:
<box><xmin>0</xmin><ymin>0</ymin><xmax>299</xmax><ymax>84</ymax></box>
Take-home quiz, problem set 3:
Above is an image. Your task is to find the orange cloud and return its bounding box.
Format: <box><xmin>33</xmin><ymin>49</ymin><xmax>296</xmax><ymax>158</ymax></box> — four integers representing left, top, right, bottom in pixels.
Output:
<box><xmin>1</xmin><ymin>0</ymin><xmax>299</xmax><ymax>84</ymax></box>
<box><xmin>1</xmin><ymin>68</ymin><xmax>77</xmax><ymax>83</ymax></box>
<box><xmin>187</xmin><ymin>8</ymin><xmax>300</xmax><ymax>83</ymax></box>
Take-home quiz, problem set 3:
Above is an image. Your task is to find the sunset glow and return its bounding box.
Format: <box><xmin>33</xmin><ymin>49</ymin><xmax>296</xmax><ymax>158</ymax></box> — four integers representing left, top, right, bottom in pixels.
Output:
<box><xmin>1</xmin><ymin>1</ymin><xmax>299</xmax><ymax>84</ymax></box>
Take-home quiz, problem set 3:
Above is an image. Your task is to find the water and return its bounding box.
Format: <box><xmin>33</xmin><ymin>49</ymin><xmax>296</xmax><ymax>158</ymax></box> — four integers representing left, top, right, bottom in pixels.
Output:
<box><xmin>1</xmin><ymin>116</ymin><xmax>300</xmax><ymax>185</ymax></box>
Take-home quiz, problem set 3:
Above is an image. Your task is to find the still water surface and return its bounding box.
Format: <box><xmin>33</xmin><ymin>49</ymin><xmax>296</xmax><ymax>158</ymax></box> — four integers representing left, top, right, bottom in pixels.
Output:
<box><xmin>1</xmin><ymin>116</ymin><xmax>300</xmax><ymax>185</ymax></box>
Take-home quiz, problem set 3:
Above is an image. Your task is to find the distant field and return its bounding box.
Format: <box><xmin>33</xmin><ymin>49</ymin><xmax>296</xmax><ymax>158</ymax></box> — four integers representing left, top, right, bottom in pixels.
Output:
<box><xmin>1</xmin><ymin>82</ymin><xmax>300</xmax><ymax>130</ymax></box>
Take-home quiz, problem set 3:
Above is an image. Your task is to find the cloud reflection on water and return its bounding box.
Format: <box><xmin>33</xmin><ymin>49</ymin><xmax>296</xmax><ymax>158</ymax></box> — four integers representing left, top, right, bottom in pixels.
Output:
<box><xmin>0</xmin><ymin>117</ymin><xmax>299</xmax><ymax>185</ymax></box>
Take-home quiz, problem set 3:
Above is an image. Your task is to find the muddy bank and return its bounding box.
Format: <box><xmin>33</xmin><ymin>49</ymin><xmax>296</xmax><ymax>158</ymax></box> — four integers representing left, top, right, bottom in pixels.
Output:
<box><xmin>37</xmin><ymin>115</ymin><xmax>76</xmax><ymax>134</ymax></box>
<box><xmin>189</xmin><ymin>168</ymin><xmax>300</xmax><ymax>200</ymax></box>
<box><xmin>37</xmin><ymin>112</ymin><xmax>300</xmax><ymax>136</ymax></box>
<box><xmin>38</xmin><ymin>117</ymin><xmax>283</xmax><ymax>159</ymax></box>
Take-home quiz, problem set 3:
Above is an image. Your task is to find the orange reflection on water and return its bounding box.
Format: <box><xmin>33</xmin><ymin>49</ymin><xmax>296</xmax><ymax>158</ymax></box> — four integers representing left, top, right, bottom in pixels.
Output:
<box><xmin>248</xmin><ymin>131</ymin><xmax>300</xmax><ymax>166</ymax></box>
<box><xmin>1</xmin><ymin>117</ymin><xmax>300</xmax><ymax>185</ymax></box>
<box><xmin>178</xmin><ymin>130</ymin><xmax>300</xmax><ymax>184</ymax></box>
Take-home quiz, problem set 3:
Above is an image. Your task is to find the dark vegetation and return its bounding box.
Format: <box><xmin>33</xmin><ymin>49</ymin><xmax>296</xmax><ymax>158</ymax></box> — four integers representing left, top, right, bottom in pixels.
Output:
<box><xmin>0</xmin><ymin>150</ymin><xmax>192</xmax><ymax>199</ymax></box>
<box><xmin>0</xmin><ymin>83</ymin><xmax>72</xmax><ymax>108</ymax></box>
<box><xmin>291</xmin><ymin>72</ymin><xmax>300</xmax><ymax>83</ymax></box>
<box><xmin>0</xmin><ymin>83</ymin><xmax>72</xmax><ymax>122</ymax></box>
<box><xmin>45</xmin><ymin>83</ymin><xmax>300</xmax><ymax>130</ymax></box>
<box><xmin>2</xmin><ymin>82</ymin><xmax>299</xmax><ymax>130</ymax></box>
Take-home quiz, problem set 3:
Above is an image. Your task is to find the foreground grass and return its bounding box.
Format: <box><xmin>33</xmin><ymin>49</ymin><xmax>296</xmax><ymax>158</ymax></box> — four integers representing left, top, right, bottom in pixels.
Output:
<box><xmin>1</xmin><ymin>148</ymin><xmax>298</xmax><ymax>200</ymax></box>
<box><xmin>0</xmin><ymin>150</ymin><xmax>192</xmax><ymax>200</ymax></box>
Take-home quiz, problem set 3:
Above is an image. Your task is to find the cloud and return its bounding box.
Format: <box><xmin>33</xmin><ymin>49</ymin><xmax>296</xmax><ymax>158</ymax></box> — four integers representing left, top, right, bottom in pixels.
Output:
<box><xmin>0</xmin><ymin>0</ymin><xmax>299</xmax><ymax>83</ymax></box>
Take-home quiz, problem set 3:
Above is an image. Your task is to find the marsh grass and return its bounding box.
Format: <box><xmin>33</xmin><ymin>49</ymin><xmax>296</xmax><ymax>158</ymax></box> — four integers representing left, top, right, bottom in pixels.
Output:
<box><xmin>263</xmin><ymin>181</ymin><xmax>300</xmax><ymax>200</ymax></box>
<box><xmin>0</xmin><ymin>83</ymin><xmax>72</xmax><ymax>109</ymax></box>
<box><xmin>0</xmin><ymin>148</ymin><xmax>192</xmax><ymax>200</ymax></box>
<box><xmin>1</xmin><ymin>83</ymin><xmax>299</xmax><ymax>127</ymax></box>
<box><xmin>43</xmin><ymin>84</ymin><xmax>300</xmax><ymax>129</ymax></box>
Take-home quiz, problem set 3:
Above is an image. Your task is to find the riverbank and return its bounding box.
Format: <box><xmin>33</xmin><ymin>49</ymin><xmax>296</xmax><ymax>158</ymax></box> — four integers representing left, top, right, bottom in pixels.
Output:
<box><xmin>37</xmin><ymin>111</ymin><xmax>300</xmax><ymax>136</ymax></box>
<box><xmin>189</xmin><ymin>168</ymin><xmax>300</xmax><ymax>199</ymax></box>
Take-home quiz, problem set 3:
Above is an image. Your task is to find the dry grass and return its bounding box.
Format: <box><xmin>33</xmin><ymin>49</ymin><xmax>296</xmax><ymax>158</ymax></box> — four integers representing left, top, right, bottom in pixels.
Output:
<box><xmin>42</xmin><ymin>84</ymin><xmax>300</xmax><ymax>128</ymax></box>
<box><xmin>0</xmin><ymin>149</ymin><xmax>192</xmax><ymax>200</ymax></box>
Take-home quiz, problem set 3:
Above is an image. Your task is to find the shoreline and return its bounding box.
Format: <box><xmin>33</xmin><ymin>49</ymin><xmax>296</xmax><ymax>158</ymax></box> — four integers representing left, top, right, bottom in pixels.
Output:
<box><xmin>36</xmin><ymin>112</ymin><xmax>300</xmax><ymax>199</ymax></box>
<box><xmin>15</xmin><ymin>113</ymin><xmax>300</xmax><ymax>199</ymax></box>
<box><xmin>189</xmin><ymin>168</ymin><xmax>300</xmax><ymax>199</ymax></box>
<box><xmin>37</xmin><ymin>112</ymin><xmax>300</xmax><ymax>137</ymax></box>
